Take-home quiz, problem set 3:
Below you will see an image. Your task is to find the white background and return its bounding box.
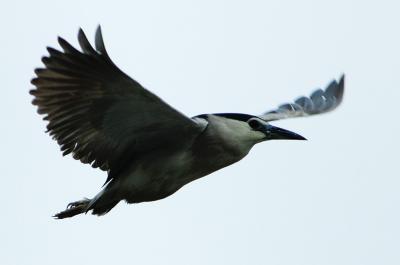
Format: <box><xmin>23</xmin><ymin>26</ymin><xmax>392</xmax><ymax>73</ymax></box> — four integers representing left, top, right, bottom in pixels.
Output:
<box><xmin>1</xmin><ymin>0</ymin><xmax>399</xmax><ymax>264</ymax></box>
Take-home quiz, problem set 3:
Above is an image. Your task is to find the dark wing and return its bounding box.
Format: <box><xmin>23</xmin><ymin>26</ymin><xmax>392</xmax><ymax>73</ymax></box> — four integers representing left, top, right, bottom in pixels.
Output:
<box><xmin>30</xmin><ymin>26</ymin><xmax>203</xmax><ymax>179</ymax></box>
<box><xmin>260</xmin><ymin>75</ymin><xmax>344</xmax><ymax>122</ymax></box>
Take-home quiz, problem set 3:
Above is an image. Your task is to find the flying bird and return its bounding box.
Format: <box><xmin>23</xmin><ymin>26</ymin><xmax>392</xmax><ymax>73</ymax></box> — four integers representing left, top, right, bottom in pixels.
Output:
<box><xmin>30</xmin><ymin>26</ymin><xmax>344</xmax><ymax>219</ymax></box>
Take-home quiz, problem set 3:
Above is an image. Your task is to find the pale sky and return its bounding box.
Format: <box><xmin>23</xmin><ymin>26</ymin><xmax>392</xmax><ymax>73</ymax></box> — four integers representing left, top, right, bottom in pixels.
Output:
<box><xmin>1</xmin><ymin>1</ymin><xmax>400</xmax><ymax>264</ymax></box>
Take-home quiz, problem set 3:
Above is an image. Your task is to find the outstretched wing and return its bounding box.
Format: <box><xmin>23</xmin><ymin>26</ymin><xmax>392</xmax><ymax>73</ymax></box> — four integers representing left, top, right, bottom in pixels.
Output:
<box><xmin>30</xmin><ymin>26</ymin><xmax>203</xmax><ymax>178</ymax></box>
<box><xmin>260</xmin><ymin>75</ymin><xmax>344</xmax><ymax>122</ymax></box>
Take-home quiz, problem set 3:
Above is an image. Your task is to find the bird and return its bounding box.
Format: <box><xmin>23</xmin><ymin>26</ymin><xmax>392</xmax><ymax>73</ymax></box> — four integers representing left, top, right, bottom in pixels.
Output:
<box><xmin>30</xmin><ymin>26</ymin><xmax>344</xmax><ymax>219</ymax></box>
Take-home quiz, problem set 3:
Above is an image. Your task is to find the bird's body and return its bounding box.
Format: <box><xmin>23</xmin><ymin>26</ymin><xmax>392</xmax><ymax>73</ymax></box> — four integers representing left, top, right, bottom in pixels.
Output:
<box><xmin>85</xmin><ymin>115</ymin><xmax>263</xmax><ymax>213</ymax></box>
<box><xmin>30</xmin><ymin>26</ymin><xmax>344</xmax><ymax>218</ymax></box>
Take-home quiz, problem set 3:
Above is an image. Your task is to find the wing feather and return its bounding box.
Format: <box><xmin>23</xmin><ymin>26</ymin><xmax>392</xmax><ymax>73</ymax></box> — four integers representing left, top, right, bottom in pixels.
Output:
<box><xmin>260</xmin><ymin>75</ymin><xmax>344</xmax><ymax>121</ymax></box>
<box><xmin>30</xmin><ymin>26</ymin><xmax>203</xmax><ymax>180</ymax></box>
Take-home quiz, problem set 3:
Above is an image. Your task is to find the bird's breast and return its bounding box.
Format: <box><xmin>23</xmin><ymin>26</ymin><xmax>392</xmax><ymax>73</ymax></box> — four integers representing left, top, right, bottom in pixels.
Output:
<box><xmin>119</xmin><ymin>133</ymin><xmax>249</xmax><ymax>203</ymax></box>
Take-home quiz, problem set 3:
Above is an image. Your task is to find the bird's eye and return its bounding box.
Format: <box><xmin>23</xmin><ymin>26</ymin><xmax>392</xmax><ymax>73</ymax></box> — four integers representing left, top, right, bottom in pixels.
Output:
<box><xmin>248</xmin><ymin>119</ymin><xmax>263</xmax><ymax>130</ymax></box>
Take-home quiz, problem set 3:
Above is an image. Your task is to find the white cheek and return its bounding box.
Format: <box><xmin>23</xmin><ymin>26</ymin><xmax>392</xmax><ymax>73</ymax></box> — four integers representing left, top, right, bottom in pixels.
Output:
<box><xmin>251</xmin><ymin>131</ymin><xmax>266</xmax><ymax>142</ymax></box>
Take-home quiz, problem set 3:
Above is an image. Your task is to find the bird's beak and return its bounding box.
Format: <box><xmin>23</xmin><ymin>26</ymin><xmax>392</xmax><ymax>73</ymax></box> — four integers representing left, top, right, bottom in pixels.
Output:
<box><xmin>264</xmin><ymin>124</ymin><xmax>307</xmax><ymax>140</ymax></box>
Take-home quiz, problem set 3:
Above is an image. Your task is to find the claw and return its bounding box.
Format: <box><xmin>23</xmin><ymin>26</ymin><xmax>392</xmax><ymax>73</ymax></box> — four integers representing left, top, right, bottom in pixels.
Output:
<box><xmin>66</xmin><ymin>198</ymin><xmax>90</xmax><ymax>209</ymax></box>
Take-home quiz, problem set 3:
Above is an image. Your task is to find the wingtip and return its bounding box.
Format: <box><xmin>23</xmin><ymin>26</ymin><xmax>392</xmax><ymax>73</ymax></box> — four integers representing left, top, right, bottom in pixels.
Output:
<box><xmin>78</xmin><ymin>27</ymin><xmax>84</xmax><ymax>35</ymax></box>
<box><xmin>57</xmin><ymin>36</ymin><xmax>66</xmax><ymax>46</ymax></box>
<box><xmin>29</xmin><ymin>88</ymin><xmax>37</xmax><ymax>96</ymax></box>
<box><xmin>325</xmin><ymin>74</ymin><xmax>345</xmax><ymax>102</ymax></box>
<box><xmin>336</xmin><ymin>73</ymin><xmax>345</xmax><ymax>102</ymax></box>
<box><xmin>95</xmin><ymin>25</ymin><xmax>110</xmax><ymax>58</ymax></box>
<box><xmin>30</xmin><ymin>77</ymin><xmax>40</xmax><ymax>85</ymax></box>
<box><xmin>78</xmin><ymin>27</ymin><xmax>90</xmax><ymax>42</ymax></box>
<box><xmin>77</xmin><ymin>27</ymin><xmax>86</xmax><ymax>42</ymax></box>
<box><xmin>77</xmin><ymin>27</ymin><xmax>98</xmax><ymax>55</ymax></box>
<box><xmin>95</xmin><ymin>25</ymin><xmax>103</xmax><ymax>48</ymax></box>
<box><xmin>338</xmin><ymin>73</ymin><xmax>345</xmax><ymax>88</ymax></box>
<box><xmin>96</xmin><ymin>24</ymin><xmax>102</xmax><ymax>34</ymax></box>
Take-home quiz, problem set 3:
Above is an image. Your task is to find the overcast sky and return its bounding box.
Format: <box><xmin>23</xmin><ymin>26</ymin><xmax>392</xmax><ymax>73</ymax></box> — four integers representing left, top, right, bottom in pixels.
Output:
<box><xmin>1</xmin><ymin>0</ymin><xmax>400</xmax><ymax>264</ymax></box>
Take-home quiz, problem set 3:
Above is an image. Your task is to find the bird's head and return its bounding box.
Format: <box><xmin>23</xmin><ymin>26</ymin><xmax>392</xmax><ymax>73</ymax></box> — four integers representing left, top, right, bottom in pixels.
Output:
<box><xmin>246</xmin><ymin>116</ymin><xmax>306</xmax><ymax>141</ymax></box>
<box><xmin>202</xmin><ymin>113</ymin><xmax>306</xmax><ymax>144</ymax></box>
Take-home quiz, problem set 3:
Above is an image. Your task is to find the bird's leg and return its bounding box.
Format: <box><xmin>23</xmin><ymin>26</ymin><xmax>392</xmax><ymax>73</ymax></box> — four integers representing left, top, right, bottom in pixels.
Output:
<box><xmin>66</xmin><ymin>198</ymin><xmax>91</xmax><ymax>209</ymax></box>
<box><xmin>54</xmin><ymin>198</ymin><xmax>92</xmax><ymax>219</ymax></box>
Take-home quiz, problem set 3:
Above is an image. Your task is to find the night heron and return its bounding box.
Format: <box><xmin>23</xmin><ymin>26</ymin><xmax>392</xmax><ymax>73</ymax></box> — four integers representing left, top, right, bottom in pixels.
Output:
<box><xmin>30</xmin><ymin>26</ymin><xmax>344</xmax><ymax>219</ymax></box>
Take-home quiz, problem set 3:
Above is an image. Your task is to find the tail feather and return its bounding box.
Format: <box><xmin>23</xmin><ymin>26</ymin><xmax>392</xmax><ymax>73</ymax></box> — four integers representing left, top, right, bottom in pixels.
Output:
<box><xmin>86</xmin><ymin>189</ymin><xmax>119</xmax><ymax>216</ymax></box>
<box><xmin>85</xmin><ymin>182</ymin><xmax>120</xmax><ymax>216</ymax></box>
<box><xmin>91</xmin><ymin>201</ymin><xmax>119</xmax><ymax>216</ymax></box>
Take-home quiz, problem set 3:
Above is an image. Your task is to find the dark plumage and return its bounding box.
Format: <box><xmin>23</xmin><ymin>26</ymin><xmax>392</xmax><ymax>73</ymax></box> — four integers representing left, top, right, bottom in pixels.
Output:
<box><xmin>30</xmin><ymin>26</ymin><xmax>344</xmax><ymax>219</ymax></box>
<box><xmin>31</xmin><ymin>27</ymin><xmax>200</xmax><ymax>183</ymax></box>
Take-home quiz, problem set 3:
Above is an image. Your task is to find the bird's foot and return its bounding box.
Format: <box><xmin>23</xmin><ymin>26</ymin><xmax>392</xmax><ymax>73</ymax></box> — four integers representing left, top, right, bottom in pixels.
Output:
<box><xmin>66</xmin><ymin>198</ymin><xmax>91</xmax><ymax>209</ymax></box>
